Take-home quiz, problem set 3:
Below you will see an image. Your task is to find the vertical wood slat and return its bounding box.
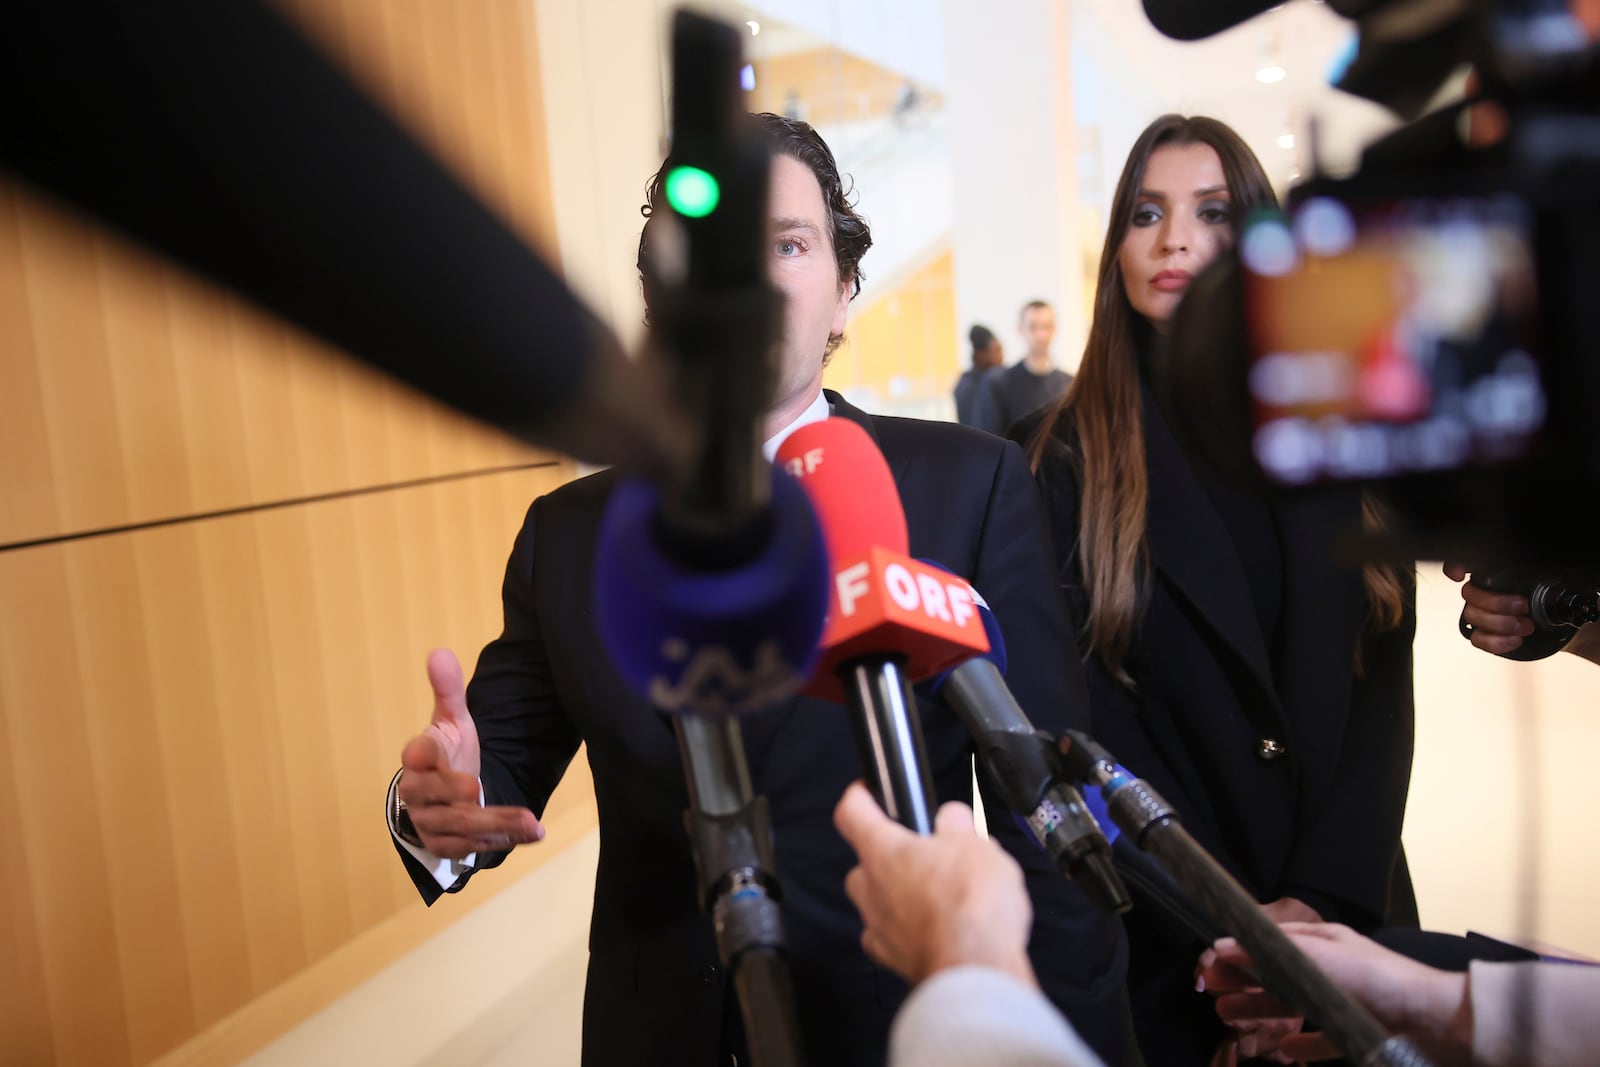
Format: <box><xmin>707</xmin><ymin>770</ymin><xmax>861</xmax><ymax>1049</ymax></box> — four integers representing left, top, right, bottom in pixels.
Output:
<box><xmin>70</xmin><ymin>538</ymin><xmax>199</xmax><ymax>1064</ymax></box>
<box><xmin>307</xmin><ymin>495</ymin><xmax>409</xmax><ymax>937</ymax></box>
<box><xmin>14</xmin><ymin>202</ymin><xmax>138</xmax><ymax>540</ymax></box>
<box><xmin>255</xmin><ymin>507</ymin><xmax>358</xmax><ymax>963</ymax></box>
<box><xmin>0</xmin><ymin>566</ymin><xmax>64</xmax><ymax>1067</ymax></box>
<box><xmin>94</xmin><ymin>240</ymin><xmax>198</xmax><ymax>526</ymax></box>
<box><xmin>136</xmin><ymin>525</ymin><xmax>259</xmax><ymax>1035</ymax></box>
<box><xmin>194</xmin><ymin>519</ymin><xmax>308</xmax><ymax>997</ymax></box>
<box><xmin>0</xmin><ymin>550</ymin><xmax>133</xmax><ymax>1066</ymax></box>
<box><xmin>0</xmin><ymin>187</ymin><xmax>63</xmax><ymax>539</ymax></box>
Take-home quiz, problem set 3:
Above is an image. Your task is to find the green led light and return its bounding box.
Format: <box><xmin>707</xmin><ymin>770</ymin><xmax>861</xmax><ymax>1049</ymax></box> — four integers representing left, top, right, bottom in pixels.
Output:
<box><xmin>665</xmin><ymin>165</ymin><xmax>720</xmax><ymax>218</ymax></box>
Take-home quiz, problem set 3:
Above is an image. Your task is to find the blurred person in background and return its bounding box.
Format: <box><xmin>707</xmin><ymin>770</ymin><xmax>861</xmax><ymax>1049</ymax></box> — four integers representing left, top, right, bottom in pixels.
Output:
<box><xmin>972</xmin><ymin>299</ymin><xmax>1072</xmax><ymax>435</ymax></box>
<box><xmin>955</xmin><ymin>323</ymin><xmax>1004</xmax><ymax>426</ymax></box>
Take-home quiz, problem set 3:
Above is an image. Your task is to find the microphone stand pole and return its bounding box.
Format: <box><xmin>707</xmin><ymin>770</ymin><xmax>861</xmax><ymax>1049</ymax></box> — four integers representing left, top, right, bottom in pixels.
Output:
<box><xmin>1056</xmin><ymin>732</ymin><xmax>1434</xmax><ymax>1067</ymax></box>
<box><xmin>651</xmin><ymin>12</ymin><xmax>803</xmax><ymax>1066</ymax></box>
<box><xmin>675</xmin><ymin>716</ymin><xmax>803</xmax><ymax>1067</ymax></box>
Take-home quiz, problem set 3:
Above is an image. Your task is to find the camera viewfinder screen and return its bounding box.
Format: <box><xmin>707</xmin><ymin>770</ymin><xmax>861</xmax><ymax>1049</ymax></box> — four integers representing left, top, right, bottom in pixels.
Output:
<box><xmin>1240</xmin><ymin>197</ymin><xmax>1545</xmax><ymax>486</ymax></box>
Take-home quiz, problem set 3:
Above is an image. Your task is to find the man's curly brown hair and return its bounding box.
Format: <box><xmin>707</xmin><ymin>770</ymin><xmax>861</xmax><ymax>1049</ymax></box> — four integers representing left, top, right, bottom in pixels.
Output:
<box><xmin>637</xmin><ymin>112</ymin><xmax>872</xmax><ymax>356</ymax></box>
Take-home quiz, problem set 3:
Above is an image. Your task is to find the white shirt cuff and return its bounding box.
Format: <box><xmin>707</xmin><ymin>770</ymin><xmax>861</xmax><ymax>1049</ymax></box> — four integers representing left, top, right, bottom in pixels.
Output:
<box><xmin>387</xmin><ymin>770</ymin><xmax>482</xmax><ymax>891</ymax></box>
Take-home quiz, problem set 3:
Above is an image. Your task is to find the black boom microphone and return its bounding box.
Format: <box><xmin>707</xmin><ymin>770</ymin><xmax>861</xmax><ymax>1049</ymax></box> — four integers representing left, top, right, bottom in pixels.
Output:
<box><xmin>592</xmin><ymin>14</ymin><xmax>814</xmax><ymax>1067</ymax></box>
<box><xmin>1058</xmin><ymin>732</ymin><xmax>1435</xmax><ymax>1067</ymax></box>
<box><xmin>1141</xmin><ymin>0</ymin><xmax>1282</xmax><ymax>40</ymax></box>
<box><xmin>925</xmin><ymin>579</ymin><xmax>1130</xmax><ymax>914</ymax></box>
<box><xmin>1</xmin><ymin>0</ymin><xmax>693</xmax><ymax>476</ymax></box>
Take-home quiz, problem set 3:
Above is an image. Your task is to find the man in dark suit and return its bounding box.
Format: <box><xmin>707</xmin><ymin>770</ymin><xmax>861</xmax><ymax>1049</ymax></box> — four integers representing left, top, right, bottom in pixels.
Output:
<box><xmin>386</xmin><ymin>114</ymin><xmax>1130</xmax><ymax>1066</ymax></box>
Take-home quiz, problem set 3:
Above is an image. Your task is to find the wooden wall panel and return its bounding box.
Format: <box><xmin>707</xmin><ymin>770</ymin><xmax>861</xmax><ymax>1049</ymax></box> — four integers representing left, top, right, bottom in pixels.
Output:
<box><xmin>0</xmin><ymin>178</ymin><xmax>553</xmax><ymax>549</ymax></box>
<box><xmin>7</xmin><ymin>199</ymin><xmax>137</xmax><ymax>541</ymax></box>
<box><xmin>72</xmin><ymin>538</ymin><xmax>201</xmax><ymax>1063</ymax></box>
<box><xmin>0</xmin><ymin>192</ymin><xmax>58</xmax><ymax>537</ymax></box>
<box><xmin>0</xmin><ymin>758</ymin><xmax>56</xmax><ymax>1065</ymax></box>
<box><xmin>0</xmin><ymin>465</ymin><xmax>586</xmax><ymax>1067</ymax></box>
<box><xmin>0</xmin><ymin>548</ymin><xmax>135</xmax><ymax>1066</ymax></box>
<box><xmin>0</xmin><ymin>0</ymin><xmax>564</xmax><ymax>549</ymax></box>
<box><xmin>0</xmin><ymin>3</ymin><xmax>599</xmax><ymax>1064</ymax></box>
<box><xmin>275</xmin><ymin>0</ymin><xmax>559</xmax><ymax>257</ymax></box>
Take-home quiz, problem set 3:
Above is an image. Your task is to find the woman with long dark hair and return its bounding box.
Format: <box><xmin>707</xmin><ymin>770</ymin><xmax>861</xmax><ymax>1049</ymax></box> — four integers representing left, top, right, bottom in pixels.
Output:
<box><xmin>1017</xmin><ymin>115</ymin><xmax>1416</xmax><ymax>1064</ymax></box>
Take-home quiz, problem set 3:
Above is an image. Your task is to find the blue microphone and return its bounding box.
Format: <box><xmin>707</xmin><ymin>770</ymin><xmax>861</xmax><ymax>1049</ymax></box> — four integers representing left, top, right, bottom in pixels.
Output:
<box><xmin>585</xmin><ymin>18</ymin><xmax>814</xmax><ymax>1064</ymax></box>
<box><xmin>594</xmin><ymin>465</ymin><xmax>829</xmax><ymax>716</ymax></box>
<box><xmin>590</xmin><ymin>462</ymin><xmax>826</xmax><ymax>1067</ymax></box>
<box><xmin>923</xmin><ymin>572</ymin><xmax>1130</xmax><ymax>914</ymax></box>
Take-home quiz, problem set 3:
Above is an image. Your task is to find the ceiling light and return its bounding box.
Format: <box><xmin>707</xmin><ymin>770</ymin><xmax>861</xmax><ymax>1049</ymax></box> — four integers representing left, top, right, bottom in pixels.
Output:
<box><xmin>746</xmin><ymin>20</ymin><xmax>760</xmax><ymax>35</ymax></box>
<box><xmin>1277</xmin><ymin>132</ymin><xmax>1296</xmax><ymax>149</ymax></box>
<box><xmin>1256</xmin><ymin>65</ymin><xmax>1287</xmax><ymax>84</ymax></box>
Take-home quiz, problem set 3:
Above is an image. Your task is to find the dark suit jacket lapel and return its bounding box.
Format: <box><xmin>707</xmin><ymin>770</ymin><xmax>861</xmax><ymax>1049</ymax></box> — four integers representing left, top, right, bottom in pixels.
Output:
<box><xmin>1140</xmin><ymin>388</ymin><xmax>1287</xmax><ymax>735</ymax></box>
<box><xmin>826</xmin><ymin>391</ymin><xmax>903</xmax><ymax>482</ymax></box>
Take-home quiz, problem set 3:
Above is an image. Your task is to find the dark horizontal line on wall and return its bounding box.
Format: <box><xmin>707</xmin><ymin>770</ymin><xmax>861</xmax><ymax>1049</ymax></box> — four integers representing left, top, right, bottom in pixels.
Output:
<box><xmin>0</xmin><ymin>461</ymin><xmax>565</xmax><ymax>554</ymax></box>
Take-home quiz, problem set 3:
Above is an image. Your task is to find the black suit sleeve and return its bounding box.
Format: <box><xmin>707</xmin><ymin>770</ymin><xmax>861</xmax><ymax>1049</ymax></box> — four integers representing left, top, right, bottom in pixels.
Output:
<box><xmin>392</xmin><ymin>496</ymin><xmax>583</xmax><ymax>904</ymax></box>
<box><xmin>1279</xmin><ymin>579</ymin><xmax>1418</xmax><ymax>929</ymax></box>
<box><xmin>466</xmin><ymin>497</ymin><xmax>585</xmax><ymax>837</ymax></box>
<box><xmin>967</xmin><ymin>440</ymin><xmax>1133</xmax><ymax>1062</ymax></box>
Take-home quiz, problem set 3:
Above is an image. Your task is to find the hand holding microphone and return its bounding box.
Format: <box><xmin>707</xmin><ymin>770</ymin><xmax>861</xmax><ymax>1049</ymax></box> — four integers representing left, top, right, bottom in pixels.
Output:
<box><xmin>777</xmin><ymin>417</ymin><xmax>1126</xmax><ymax>913</ymax></box>
<box><xmin>1444</xmin><ymin>562</ymin><xmax>1600</xmax><ymax>661</ymax></box>
<box><xmin>833</xmin><ymin>782</ymin><xmax>1038</xmax><ymax>989</ymax></box>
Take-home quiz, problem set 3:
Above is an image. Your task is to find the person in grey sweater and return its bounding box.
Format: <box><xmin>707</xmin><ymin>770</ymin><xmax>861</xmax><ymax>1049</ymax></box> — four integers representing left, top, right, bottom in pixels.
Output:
<box><xmin>970</xmin><ymin>300</ymin><xmax>1071</xmax><ymax>436</ymax></box>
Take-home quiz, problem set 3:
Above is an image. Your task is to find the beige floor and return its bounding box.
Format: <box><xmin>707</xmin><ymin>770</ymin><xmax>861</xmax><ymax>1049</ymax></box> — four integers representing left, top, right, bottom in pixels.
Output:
<box><xmin>240</xmin><ymin>831</ymin><xmax>597</xmax><ymax>1067</ymax></box>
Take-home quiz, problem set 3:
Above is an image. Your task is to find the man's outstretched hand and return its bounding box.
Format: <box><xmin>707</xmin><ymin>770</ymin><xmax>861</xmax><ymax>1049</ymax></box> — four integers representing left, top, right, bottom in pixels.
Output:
<box><xmin>396</xmin><ymin>648</ymin><xmax>543</xmax><ymax>859</ymax></box>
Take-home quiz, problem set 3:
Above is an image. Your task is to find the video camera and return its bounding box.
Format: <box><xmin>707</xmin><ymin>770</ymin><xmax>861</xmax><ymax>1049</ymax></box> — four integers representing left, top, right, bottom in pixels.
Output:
<box><xmin>1147</xmin><ymin>0</ymin><xmax>1600</xmax><ymax>593</ymax></box>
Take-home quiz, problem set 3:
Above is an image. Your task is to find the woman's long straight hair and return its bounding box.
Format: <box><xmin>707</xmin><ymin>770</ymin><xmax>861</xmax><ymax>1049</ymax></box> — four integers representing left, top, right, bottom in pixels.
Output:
<box><xmin>1031</xmin><ymin>114</ymin><xmax>1407</xmax><ymax>685</ymax></box>
<box><xmin>1028</xmin><ymin>115</ymin><xmax>1277</xmax><ymax>686</ymax></box>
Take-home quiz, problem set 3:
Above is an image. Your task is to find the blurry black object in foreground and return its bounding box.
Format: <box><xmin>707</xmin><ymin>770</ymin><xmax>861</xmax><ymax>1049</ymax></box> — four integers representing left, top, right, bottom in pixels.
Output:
<box><xmin>0</xmin><ymin>0</ymin><xmax>695</xmax><ymax>477</ymax></box>
<box><xmin>1460</xmin><ymin>566</ymin><xmax>1600</xmax><ymax>660</ymax></box>
<box><xmin>1148</xmin><ymin>1</ymin><xmax>1600</xmax><ymax>571</ymax></box>
<box><xmin>1141</xmin><ymin>0</ymin><xmax>1282</xmax><ymax>42</ymax></box>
